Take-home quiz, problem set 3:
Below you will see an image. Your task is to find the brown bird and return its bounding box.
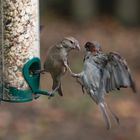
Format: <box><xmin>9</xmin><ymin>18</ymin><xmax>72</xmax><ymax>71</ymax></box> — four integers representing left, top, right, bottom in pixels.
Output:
<box><xmin>72</xmin><ymin>41</ymin><xmax>136</xmax><ymax>129</ymax></box>
<box><xmin>43</xmin><ymin>37</ymin><xmax>80</xmax><ymax>97</ymax></box>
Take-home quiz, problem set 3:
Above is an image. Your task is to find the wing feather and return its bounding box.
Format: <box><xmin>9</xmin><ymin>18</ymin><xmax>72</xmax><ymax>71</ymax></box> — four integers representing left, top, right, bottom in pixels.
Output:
<box><xmin>104</xmin><ymin>52</ymin><xmax>136</xmax><ymax>93</ymax></box>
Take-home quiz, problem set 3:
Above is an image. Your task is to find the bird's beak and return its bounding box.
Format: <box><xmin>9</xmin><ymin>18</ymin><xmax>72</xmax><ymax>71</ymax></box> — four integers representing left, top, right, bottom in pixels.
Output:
<box><xmin>76</xmin><ymin>44</ymin><xmax>81</xmax><ymax>51</ymax></box>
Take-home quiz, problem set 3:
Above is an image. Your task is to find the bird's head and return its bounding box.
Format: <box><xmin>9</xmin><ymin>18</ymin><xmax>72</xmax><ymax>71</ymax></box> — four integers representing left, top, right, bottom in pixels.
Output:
<box><xmin>84</xmin><ymin>41</ymin><xmax>102</xmax><ymax>53</ymax></box>
<box><xmin>61</xmin><ymin>37</ymin><xmax>80</xmax><ymax>52</ymax></box>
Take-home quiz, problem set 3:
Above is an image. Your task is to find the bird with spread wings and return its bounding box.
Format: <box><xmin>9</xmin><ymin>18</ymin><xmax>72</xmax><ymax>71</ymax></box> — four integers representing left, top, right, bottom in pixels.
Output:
<box><xmin>72</xmin><ymin>41</ymin><xmax>136</xmax><ymax>129</ymax></box>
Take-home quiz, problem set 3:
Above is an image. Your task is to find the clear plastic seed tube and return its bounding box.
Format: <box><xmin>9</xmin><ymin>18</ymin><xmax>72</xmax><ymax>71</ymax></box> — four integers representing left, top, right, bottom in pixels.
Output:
<box><xmin>0</xmin><ymin>0</ymin><xmax>40</xmax><ymax>101</ymax></box>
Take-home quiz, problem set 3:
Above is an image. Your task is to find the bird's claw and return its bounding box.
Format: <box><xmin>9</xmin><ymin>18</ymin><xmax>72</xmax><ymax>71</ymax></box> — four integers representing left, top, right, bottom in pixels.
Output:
<box><xmin>39</xmin><ymin>70</ymin><xmax>46</xmax><ymax>74</ymax></box>
<box><xmin>48</xmin><ymin>92</ymin><xmax>55</xmax><ymax>99</ymax></box>
<box><xmin>71</xmin><ymin>73</ymin><xmax>79</xmax><ymax>77</ymax></box>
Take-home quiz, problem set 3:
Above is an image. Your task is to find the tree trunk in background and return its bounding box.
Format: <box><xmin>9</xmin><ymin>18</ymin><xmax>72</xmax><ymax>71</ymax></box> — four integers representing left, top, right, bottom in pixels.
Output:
<box><xmin>71</xmin><ymin>0</ymin><xmax>98</xmax><ymax>23</ymax></box>
<box><xmin>115</xmin><ymin>0</ymin><xmax>140</xmax><ymax>25</ymax></box>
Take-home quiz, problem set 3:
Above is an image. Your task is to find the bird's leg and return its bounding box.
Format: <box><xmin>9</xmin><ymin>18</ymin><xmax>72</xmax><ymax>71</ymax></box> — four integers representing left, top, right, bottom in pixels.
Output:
<box><xmin>48</xmin><ymin>86</ymin><xmax>59</xmax><ymax>99</ymax></box>
<box><xmin>63</xmin><ymin>61</ymin><xmax>72</xmax><ymax>73</ymax></box>
<box><xmin>48</xmin><ymin>83</ymin><xmax>60</xmax><ymax>99</ymax></box>
<box><xmin>64</xmin><ymin>60</ymin><xmax>85</xmax><ymax>93</ymax></box>
<box><xmin>48</xmin><ymin>87</ymin><xmax>59</xmax><ymax>99</ymax></box>
<box><xmin>63</xmin><ymin>61</ymin><xmax>78</xmax><ymax>76</ymax></box>
<box><xmin>72</xmin><ymin>72</ymin><xmax>82</xmax><ymax>78</ymax></box>
<box><xmin>63</xmin><ymin>61</ymin><xmax>82</xmax><ymax>77</ymax></box>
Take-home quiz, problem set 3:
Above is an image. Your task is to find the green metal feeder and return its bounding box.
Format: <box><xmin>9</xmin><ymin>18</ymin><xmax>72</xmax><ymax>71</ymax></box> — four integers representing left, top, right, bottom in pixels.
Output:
<box><xmin>0</xmin><ymin>0</ymin><xmax>49</xmax><ymax>103</ymax></box>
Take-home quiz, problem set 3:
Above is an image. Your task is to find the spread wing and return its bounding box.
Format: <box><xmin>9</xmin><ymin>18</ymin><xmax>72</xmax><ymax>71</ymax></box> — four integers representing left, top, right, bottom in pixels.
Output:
<box><xmin>77</xmin><ymin>51</ymin><xmax>136</xmax><ymax>129</ymax></box>
<box><xmin>103</xmin><ymin>52</ymin><xmax>136</xmax><ymax>93</ymax></box>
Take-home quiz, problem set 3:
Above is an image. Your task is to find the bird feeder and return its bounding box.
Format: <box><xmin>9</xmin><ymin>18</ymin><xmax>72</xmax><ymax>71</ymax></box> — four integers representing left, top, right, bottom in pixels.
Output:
<box><xmin>0</xmin><ymin>0</ymin><xmax>49</xmax><ymax>103</ymax></box>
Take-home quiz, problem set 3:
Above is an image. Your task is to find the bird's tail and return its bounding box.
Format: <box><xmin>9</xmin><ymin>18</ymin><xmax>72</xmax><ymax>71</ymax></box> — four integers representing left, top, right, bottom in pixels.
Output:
<box><xmin>57</xmin><ymin>82</ymin><xmax>63</xmax><ymax>96</ymax></box>
<box><xmin>98</xmin><ymin>102</ymin><xmax>119</xmax><ymax>129</ymax></box>
<box><xmin>99</xmin><ymin>102</ymin><xmax>111</xmax><ymax>130</ymax></box>
<box><xmin>52</xmin><ymin>81</ymin><xmax>63</xmax><ymax>96</ymax></box>
<box><xmin>104</xmin><ymin>103</ymin><xmax>120</xmax><ymax>125</ymax></box>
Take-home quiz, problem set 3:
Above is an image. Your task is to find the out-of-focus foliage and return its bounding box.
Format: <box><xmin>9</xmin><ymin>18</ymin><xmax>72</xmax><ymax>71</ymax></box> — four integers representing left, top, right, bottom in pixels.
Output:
<box><xmin>40</xmin><ymin>0</ymin><xmax>140</xmax><ymax>26</ymax></box>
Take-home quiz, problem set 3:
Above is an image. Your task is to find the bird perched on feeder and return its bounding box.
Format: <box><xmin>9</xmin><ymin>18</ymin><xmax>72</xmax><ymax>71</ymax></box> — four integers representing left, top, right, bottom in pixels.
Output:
<box><xmin>42</xmin><ymin>37</ymin><xmax>80</xmax><ymax>97</ymax></box>
<box><xmin>72</xmin><ymin>41</ymin><xmax>136</xmax><ymax>129</ymax></box>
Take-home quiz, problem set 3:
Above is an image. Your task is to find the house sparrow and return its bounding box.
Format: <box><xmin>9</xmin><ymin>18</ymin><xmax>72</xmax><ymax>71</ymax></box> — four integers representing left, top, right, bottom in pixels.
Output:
<box><xmin>72</xmin><ymin>41</ymin><xmax>136</xmax><ymax>129</ymax></box>
<box><xmin>43</xmin><ymin>37</ymin><xmax>80</xmax><ymax>97</ymax></box>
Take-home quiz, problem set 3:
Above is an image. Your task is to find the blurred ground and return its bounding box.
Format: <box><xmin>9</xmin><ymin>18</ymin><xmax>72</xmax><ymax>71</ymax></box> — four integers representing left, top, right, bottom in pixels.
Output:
<box><xmin>0</xmin><ymin>15</ymin><xmax>140</xmax><ymax>140</ymax></box>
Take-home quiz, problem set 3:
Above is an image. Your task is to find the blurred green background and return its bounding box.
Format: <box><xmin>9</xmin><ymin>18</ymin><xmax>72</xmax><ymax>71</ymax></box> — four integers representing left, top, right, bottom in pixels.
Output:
<box><xmin>0</xmin><ymin>0</ymin><xmax>140</xmax><ymax>140</ymax></box>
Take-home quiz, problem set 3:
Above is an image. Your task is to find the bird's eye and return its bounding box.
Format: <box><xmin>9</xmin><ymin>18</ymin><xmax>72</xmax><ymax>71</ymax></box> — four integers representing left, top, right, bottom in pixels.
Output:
<box><xmin>70</xmin><ymin>40</ymin><xmax>73</xmax><ymax>44</ymax></box>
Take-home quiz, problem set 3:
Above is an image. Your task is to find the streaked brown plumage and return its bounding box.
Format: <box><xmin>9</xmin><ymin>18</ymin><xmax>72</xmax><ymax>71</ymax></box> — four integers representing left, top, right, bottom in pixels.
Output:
<box><xmin>72</xmin><ymin>41</ymin><xmax>136</xmax><ymax>129</ymax></box>
<box><xmin>44</xmin><ymin>37</ymin><xmax>80</xmax><ymax>97</ymax></box>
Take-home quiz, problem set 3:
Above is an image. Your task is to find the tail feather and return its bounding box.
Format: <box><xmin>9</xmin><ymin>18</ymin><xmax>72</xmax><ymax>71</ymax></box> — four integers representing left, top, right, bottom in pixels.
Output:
<box><xmin>52</xmin><ymin>80</ymin><xmax>63</xmax><ymax>96</ymax></box>
<box><xmin>58</xmin><ymin>83</ymin><xmax>63</xmax><ymax>96</ymax></box>
<box><xmin>105</xmin><ymin>103</ymin><xmax>120</xmax><ymax>125</ymax></box>
<box><xmin>99</xmin><ymin>102</ymin><xmax>111</xmax><ymax>130</ymax></box>
<box><xmin>52</xmin><ymin>73</ymin><xmax>63</xmax><ymax>97</ymax></box>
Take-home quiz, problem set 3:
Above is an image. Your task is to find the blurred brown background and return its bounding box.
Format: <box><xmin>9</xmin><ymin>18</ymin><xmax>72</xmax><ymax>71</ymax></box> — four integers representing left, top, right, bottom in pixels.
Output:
<box><xmin>0</xmin><ymin>0</ymin><xmax>140</xmax><ymax>140</ymax></box>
